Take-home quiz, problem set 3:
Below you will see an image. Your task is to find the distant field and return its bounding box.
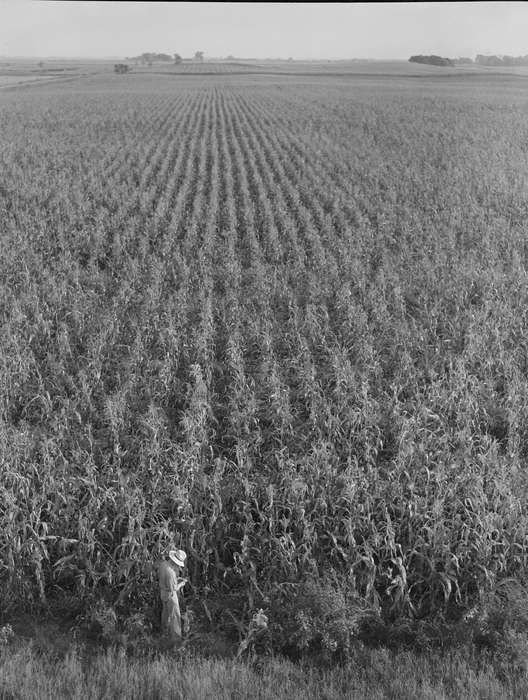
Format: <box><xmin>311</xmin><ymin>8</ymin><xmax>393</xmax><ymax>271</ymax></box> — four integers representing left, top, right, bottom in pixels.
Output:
<box><xmin>0</xmin><ymin>75</ymin><xmax>51</xmax><ymax>87</ymax></box>
<box><xmin>134</xmin><ymin>58</ymin><xmax>528</xmax><ymax>78</ymax></box>
<box><xmin>0</xmin><ymin>59</ymin><xmax>115</xmax><ymax>88</ymax></box>
<box><xmin>1</xmin><ymin>66</ymin><xmax>528</xmax><ymax>666</ymax></box>
<box><xmin>3</xmin><ymin>57</ymin><xmax>528</xmax><ymax>87</ymax></box>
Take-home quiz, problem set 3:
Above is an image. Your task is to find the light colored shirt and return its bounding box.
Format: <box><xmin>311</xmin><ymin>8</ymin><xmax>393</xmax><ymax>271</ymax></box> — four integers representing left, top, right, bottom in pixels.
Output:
<box><xmin>159</xmin><ymin>560</ymin><xmax>186</xmax><ymax>601</ymax></box>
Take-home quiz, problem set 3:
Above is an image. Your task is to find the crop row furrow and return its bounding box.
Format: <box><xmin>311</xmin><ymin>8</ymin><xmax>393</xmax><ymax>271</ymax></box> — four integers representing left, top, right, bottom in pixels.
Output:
<box><xmin>224</xmin><ymin>93</ymin><xmax>305</xmax><ymax>269</ymax></box>
<box><xmin>240</xmin><ymin>92</ymin><xmax>357</xmax><ymax>268</ymax></box>
<box><xmin>233</xmin><ymin>90</ymin><xmax>333</xmax><ymax>276</ymax></box>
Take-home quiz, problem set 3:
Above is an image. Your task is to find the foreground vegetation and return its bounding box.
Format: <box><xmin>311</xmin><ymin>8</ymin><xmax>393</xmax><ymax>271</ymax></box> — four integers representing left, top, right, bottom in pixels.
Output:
<box><xmin>1</xmin><ymin>634</ymin><xmax>527</xmax><ymax>700</ymax></box>
<box><xmin>2</xmin><ymin>68</ymin><xmax>528</xmax><ymax>666</ymax></box>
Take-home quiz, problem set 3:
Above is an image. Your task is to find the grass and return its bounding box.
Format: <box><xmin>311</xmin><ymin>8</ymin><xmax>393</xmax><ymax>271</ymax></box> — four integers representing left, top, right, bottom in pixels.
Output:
<box><xmin>0</xmin><ymin>638</ymin><xmax>526</xmax><ymax>700</ymax></box>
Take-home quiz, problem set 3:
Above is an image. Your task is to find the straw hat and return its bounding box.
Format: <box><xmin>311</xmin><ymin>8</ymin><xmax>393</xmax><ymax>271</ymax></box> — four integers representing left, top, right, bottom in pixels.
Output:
<box><xmin>168</xmin><ymin>549</ymin><xmax>186</xmax><ymax>568</ymax></box>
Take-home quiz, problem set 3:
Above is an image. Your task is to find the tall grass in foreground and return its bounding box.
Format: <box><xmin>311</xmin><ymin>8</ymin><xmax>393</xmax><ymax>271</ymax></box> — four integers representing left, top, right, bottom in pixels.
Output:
<box><xmin>0</xmin><ymin>641</ymin><xmax>526</xmax><ymax>700</ymax></box>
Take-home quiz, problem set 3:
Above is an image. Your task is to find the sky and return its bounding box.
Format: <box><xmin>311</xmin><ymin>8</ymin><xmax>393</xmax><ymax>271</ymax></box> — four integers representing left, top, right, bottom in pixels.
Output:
<box><xmin>0</xmin><ymin>1</ymin><xmax>526</xmax><ymax>60</ymax></box>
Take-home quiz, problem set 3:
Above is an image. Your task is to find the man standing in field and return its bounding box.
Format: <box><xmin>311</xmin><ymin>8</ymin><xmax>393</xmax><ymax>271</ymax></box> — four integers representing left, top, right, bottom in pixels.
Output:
<box><xmin>159</xmin><ymin>549</ymin><xmax>187</xmax><ymax>642</ymax></box>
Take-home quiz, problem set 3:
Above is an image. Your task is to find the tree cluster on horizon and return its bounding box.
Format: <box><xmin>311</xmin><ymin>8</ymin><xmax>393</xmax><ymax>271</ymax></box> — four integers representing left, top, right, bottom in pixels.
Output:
<box><xmin>129</xmin><ymin>52</ymin><xmax>173</xmax><ymax>66</ymax></box>
<box><xmin>409</xmin><ymin>55</ymin><xmax>454</xmax><ymax>67</ymax></box>
<box><xmin>127</xmin><ymin>51</ymin><xmax>205</xmax><ymax>65</ymax></box>
<box><xmin>476</xmin><ymin>53</ymin><xmax>528</xmax><ymax>66</ymax></box>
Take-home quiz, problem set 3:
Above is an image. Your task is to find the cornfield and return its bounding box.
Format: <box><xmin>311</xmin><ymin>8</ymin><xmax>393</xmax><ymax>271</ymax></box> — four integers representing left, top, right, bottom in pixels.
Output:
<box><xmin>1</xmin><ymin>69</ymin><xmax>528</xmax><ymax>633</ymax></box>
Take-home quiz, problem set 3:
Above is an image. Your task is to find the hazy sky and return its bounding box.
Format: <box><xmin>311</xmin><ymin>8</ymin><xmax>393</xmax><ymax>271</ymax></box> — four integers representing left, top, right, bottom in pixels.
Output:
<box><xmin>0</xmin><ymin>1</ymin><xmax>526</xmax><ymax>60</ymax></box>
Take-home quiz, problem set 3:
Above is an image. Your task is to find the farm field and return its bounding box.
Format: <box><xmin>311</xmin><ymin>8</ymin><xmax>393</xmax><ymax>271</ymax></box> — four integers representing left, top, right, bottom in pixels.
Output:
<box><xmin>0</xmin><ymin>59</ymin><xmax>117</xmax><ymax>89</ymax></box>
<box><xmin>2</xmin><ymin>65</ymin><xmax>528</xmax><ymax>672</ymax></box>
<box><xmin>119</xmin><ymin>58</ymin><xmax>528</xmax><ymax>78</ymax></box>
<box><xmin>0</xmin><ymin>75</ymin><xmax>49</xmax><ymax>87</ymax></box>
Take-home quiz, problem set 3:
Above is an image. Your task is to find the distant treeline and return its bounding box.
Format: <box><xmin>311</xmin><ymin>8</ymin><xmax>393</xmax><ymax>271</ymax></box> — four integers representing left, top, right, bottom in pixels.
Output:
<box><xmin>128</xmin><ymin>53</ymin><xmax>173</xmax><ymax>65</ymax></box>
<box><xmin>409</xmin><ymin>55</ymin><xmax>455</xmax><ymax>67</ymax></box>
<box><xmin>476</xmin><ymin>54</ymin><xmax>528</xmax><ymax>66</ymax></box>
<box><xmin>410</xmin><ymin>54</ymin><xmax>528</xmax><ymax>68</ymax></box>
